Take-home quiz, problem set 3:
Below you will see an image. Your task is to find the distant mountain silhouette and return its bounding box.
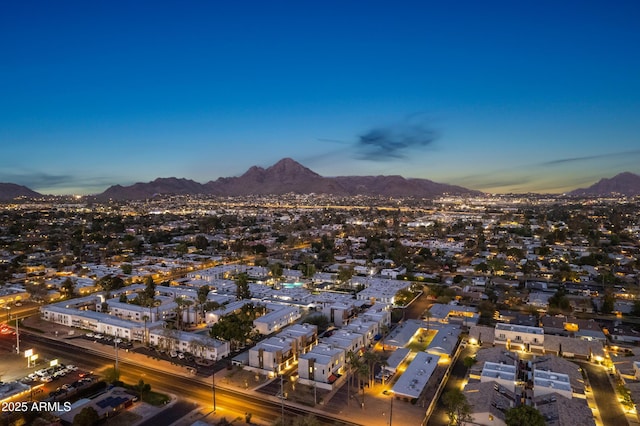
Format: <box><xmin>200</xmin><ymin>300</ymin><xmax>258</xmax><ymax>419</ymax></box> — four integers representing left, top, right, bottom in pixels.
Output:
<box><xmin>98</xmin><ymin>177</ymin><xmax>205</xmax><ymax>200</ymax></box>
<box><xmin>0</xmin><ymin>183</ymin><xmax>41</xmax><ymax>200</ymax></box>
<box><xmin>568</xmin><ymin>172</ymin><xmax>640</xmax><ymax>196</ymax></box>
<box><xmin>97</xmin><ymin>158</ymin><xmax>481</xmax><ymax>200</ymax></box>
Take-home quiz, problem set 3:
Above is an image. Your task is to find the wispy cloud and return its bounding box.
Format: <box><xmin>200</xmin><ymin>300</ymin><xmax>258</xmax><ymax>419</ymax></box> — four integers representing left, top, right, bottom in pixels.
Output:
<box><xmin>540</xmin><ymin>149</ymin><xmax>640</xmax><ymax>166</ymax></box>
<box><xmin>0</xmin><ymin>171</ymin><xmax>115</xmax><ymax>193</ymax></box>
<box><xmin>0</xmin><ymin>172</ymin><xmax>73</xmax><ymax>188</ymax></box>
<box><xmin>316</xmin><ymin>115</ymin><xmax>440</xmax><ymax>162</ymax></box>
<box><xmin>356</xmin><ymin>123</ymin><xmax>439</xmax><ymax>161</ymax></box>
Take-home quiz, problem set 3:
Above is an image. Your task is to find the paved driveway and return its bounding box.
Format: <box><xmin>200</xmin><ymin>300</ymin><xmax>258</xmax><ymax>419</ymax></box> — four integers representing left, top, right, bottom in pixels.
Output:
<box><xmin>427</xmin><ymin>345</ymin><xmax>477</xmax><ymax>426</ymax></box>
<box><xmin>577</xmin><ymin>361</ymin><xmax>627</xmax><ymax>426</ymax></box>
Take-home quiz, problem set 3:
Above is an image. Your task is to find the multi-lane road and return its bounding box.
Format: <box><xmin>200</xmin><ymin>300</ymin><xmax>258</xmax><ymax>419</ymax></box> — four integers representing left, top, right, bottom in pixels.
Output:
<box><xmin>0</xmin><ymin>332</ymin><xmax>358</xmax><ymax>426</ymax></box>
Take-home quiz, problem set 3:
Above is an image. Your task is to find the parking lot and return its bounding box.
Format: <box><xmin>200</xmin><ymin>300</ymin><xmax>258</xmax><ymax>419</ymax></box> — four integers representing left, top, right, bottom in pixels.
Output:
<box><xmin>19</xmin><ymin>363</ymin><xmax>97</xmax><ymax>400</ymax></box>
<box><xmin>82</xmin><ymin>332</ymin><xmax>134</xmax><ymax>350</ymax></box>
<box><xmin>132</xmin><ymin>345</ymin><xmax>216</xmax><ymax>376</ymax></box>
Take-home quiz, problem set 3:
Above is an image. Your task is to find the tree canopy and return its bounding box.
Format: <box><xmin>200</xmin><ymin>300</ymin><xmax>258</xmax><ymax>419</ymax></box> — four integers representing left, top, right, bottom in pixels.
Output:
<box><xmin>73</xmin><ymin>407</ymin><xmax>99</xmax><ymax>426</ymax></box>
<box><xmin>97</xmin><ymin>275</ymin><xmax>125</xmax><ymax>291</ymax></box>
<box><xmin>235</xmin><ymin>273</ymin><xmax>251</xmax><ymax>300</ymax></box>
<box><xmin>442</xmin><ymin>388</ymin><xmax>473</xmax><ymax>426</ymax></box>
<box><xmin>209</xmin><ymin>303</ymin><xmax>264</xmax><ymax>350</ymax></box>
<box><xmin>505</xmin><ymin>405</ymin><xmax>545</xmax><ymax>426</ymax></box>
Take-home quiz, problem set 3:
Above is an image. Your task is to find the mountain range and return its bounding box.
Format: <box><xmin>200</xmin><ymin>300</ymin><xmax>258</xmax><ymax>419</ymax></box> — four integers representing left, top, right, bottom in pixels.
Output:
<box><xmin>1</xmin><ymin>159</ymin><xmax>640</xmax><ymax>200</ymax></box>
<box><xmin>96</xmin><ymin>158</ymin><xmax>480</xmax><ymax>200</ymax></box>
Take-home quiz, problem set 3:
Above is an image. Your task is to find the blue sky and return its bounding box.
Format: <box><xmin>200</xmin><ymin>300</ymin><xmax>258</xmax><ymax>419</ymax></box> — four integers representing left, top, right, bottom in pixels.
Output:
<box><xmin>1</xmin><ymin>1</ymin><xmax>639</xmax><ymax>195</ymax></box>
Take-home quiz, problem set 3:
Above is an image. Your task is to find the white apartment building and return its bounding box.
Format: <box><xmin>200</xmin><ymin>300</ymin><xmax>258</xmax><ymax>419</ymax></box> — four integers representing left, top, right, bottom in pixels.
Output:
<box><xmin>494</xmin><ymin>323</ymin><xmax>544</xmax><ymax>352</ymax></box>
<box><xmin>323</xmin><ymin>329</ymin><xmax>366</xmax><ymax>354</ymax></box>
<box><xmin>248</xmin><ymin>336</ymin><xmax>295</xmax><ymax>373</ymax></box>
<box><xmin>392</xmin><ymin>352</ymin><xmax>439</xmax><ymax>401</ymax></box>
<box><xmin>298</xmin><ymin>343</ymin><xmax>346</xmax><ymax>390</ymax></box>
<box><xmin>102</xmin><ymin>299</ymin><xmax>176</xmax><ymax>323</ymax></box>
<box><xmin>148</xmin><ymin>329</ymin><xmax>230</xmax><ymax>360</ymax></box>
<box><xmin>480</xmin><ymin>361</ymin><xmax>517</xmax><ymax>393</ymax></box>
<box><xmin>41</xmin><ymin>305</ymin><xmax>143</xmax><ymax>342</ymax></box>
<box><xmin>253</xmin><ymin>305</ymin><xmax>301</xmax><ymax>335</ymax></box>
<box><xmin>533</xmin><ymin>369</ymin><xmax>573</xmax><ymax>400</ymax></box>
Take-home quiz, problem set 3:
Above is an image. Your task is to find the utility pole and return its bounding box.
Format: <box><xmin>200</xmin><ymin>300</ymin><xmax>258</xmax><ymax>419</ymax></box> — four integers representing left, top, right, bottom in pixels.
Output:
<box><xmin>280</xmin><ymin>370</ymin><xmax>284</xmax><ymax>423</ymax></box>
<box><xmin>274</xmin><ymin>366</ymin><xmax>284</xmax><ymax>424</ymax></box>
<box><xmin>212</xmin><ymin>356</ymin><xmax>217</xmax><ymax>413</ymax></box>
<box><xmin>114</xmin><ymin>332</ymin><xmax>119</xmax><ymax>374</ymax></box>
<box><xmin>15</xmin><ymin>313</ymin><xmax>20</xmax><ymax>354</ymax></box>
<box><xmin>313</xmin><ymin>381</ymin><xmax>317</xmax><ymax>406</ymax></box>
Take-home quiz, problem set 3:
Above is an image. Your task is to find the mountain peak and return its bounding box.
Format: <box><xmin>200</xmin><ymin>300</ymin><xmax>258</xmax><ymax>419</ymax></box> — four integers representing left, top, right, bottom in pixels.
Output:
<box><xmin>0</xmin><ymin>183</ymin><xmax>41</xmax><ymax>200</ymax></box>
<box><xmin>569</xmin><ymin>172</ymin><xmax>640</xmax><ymax>196</ymax></box>
<box><xmin>265</xmin><ymin>158</ymin><xmax>321</xmax><ymax>179</ymax></box>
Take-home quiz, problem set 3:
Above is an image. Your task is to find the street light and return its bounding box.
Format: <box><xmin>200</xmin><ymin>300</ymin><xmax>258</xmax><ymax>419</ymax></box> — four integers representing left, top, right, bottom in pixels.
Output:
<box><xmin>16</xmin><ymin>313</ymin><xmax>19</xmax><ymax>353</ymax></box>
<box><xmin>7</xmin><ymin>307</ymin><xmax>20</xmax><ymax>354</ymax></box>
<box><xmin>280</xmin><ymin>370</ymin><xmax>284</xmax><ymax>423</ymax></box>
<box><xmin>212</xmin><ymin>355</ymin><xmax>217</xmax><ymax>413</ymax></box>
<box><xmin>114</xmin><ymin>331</ymin><xmax>120</xmax><ymax>375</ymax></box>
<box><xmin>389</xmin><ymin>390</ymin><xmax>394</xmax><ymax>426</ymax></box>
<box><xmin>313</xmin><ymin>381</ymin><xmax>317</xmax><ymax>406</ymax></box>
<box><xmin>274</xmin><ymin>366</ymin><xmax>284</xmax><ymax>424</ymax></box>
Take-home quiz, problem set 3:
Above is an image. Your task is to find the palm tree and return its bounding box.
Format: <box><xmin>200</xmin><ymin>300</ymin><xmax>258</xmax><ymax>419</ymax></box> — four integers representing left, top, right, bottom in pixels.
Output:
<box><xmin>183</xmin><ymin>299</ymin><xmax>194</xmax><ymax>329</ymax></box>
<box><xmin>362</xmin><ymin>351</ymin><xmax>379</xmax><ymax>388</ymax></box>
<box><xmin>196</xmin><ymin>285</ymin><xmax>210</xmax><ymax>325</ymax></box>
<box><xmin>173</xmin><ymin>296</ymin><xmax>186</xmax><ymax>330</ymax></box>
<box><xmin>379</xmin><ymin>324</ymin><xmax>390</xmax><ymax>351</ymax></box>
<box><xmin>356</xmin><ymin>361</ymin><xmax>369</xmax><ymax>409</ymax></box>
<box><xmin>142</xmin><ymin>314</ymin><xmax>149</xmax><ymax>346</ymax></box>
<box><xmin>346</xmin><ymin>350</ymin><xmax>360</xmax><ymax>406</ymax></box>
<box><xmin>162</xmin><ymin>328</ymin><xmax>179</xmax><ymax>352</ymax></box>
<box><xmin>424</xmin><ymin>308</ymin><xmax>433</xmax><ymax>332</ymax></box>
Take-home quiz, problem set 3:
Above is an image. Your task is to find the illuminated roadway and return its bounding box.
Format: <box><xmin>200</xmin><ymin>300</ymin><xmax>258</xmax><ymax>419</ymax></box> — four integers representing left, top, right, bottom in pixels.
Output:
<box><xmin>6</xmin><ymin>332</ymin><xmax>359</xmax><ymax>426</ymax></box>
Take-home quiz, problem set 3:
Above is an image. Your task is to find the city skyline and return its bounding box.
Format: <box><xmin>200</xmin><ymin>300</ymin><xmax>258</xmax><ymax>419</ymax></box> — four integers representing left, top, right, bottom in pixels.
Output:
<box><xmin>2</xmin><ymin>1</ymin><xmax>639</xmax><ymax>195</ymax></box>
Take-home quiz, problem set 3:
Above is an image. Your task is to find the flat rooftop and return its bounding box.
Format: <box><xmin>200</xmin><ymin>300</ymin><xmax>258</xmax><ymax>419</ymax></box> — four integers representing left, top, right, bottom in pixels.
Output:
<box><xmin>392</xmin><ymin>352</ymin><xmax>439</xmax><ymax>399</ymax></box>
<box><xmin>495</xmin><ymin>322</ymin><xmax>544</xmax><ymax>335</ymax></box>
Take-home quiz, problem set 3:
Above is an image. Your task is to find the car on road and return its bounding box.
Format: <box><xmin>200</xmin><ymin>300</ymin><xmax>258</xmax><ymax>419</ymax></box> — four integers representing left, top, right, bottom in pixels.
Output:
<box><xmin>169</xmin><ymin>350</ymin><xmax>178</xmax><ymax>358</ymax></box>
<box><xmin>177</xmin><ymin>352</ymin><xmax>185</xmax><ymax>360</ymax></box>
